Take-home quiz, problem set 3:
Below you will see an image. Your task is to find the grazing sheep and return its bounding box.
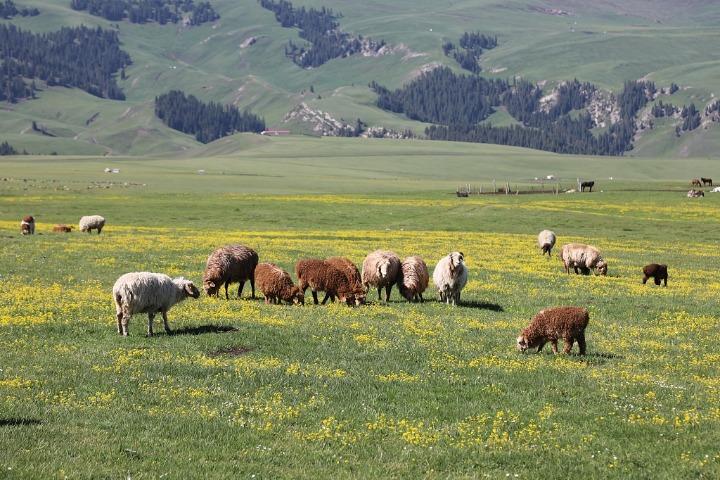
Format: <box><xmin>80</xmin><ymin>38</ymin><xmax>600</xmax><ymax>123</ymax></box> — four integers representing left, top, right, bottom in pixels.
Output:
<box><xmin>642</xmin><ymin>263</ymin><xmax>668</xmax><ymax>287</ymax></box>
<box><xmin>325</xmin><ymin>256</ymin><xmax>366</xmax><ymax>304</ymax></box>
<box><xmin>79</xmin><ymin>215</ymin><xmax>105</xmax><ymax>234</ymax></box>
<box><xmin>432</xmin><ymin>251</ymin><xmax>468</xmax><ymax>306</ymax></box>
<box><xmin>255</xmin><ymin>262</ymin><xmax>305</xmax><ymax>305</ymax></box>
<box><xmin>112</xmin><ymin>272</ymin><xmax>200</xmax><ymax>336</ymax></box>
<box><xmin>20</xmin><ymin>215</ymin><xmax>35</xmax><ymax>235</ymax></box>
<box><xmin>517</xmin><ymin>306</ymin><xmax>589</xmax><ymax>355</ymax></box>
<box><xmin>560</xmin><ymin>243</ymin><xmax>607</xmax><ymax>276</ymax></box>
<box><xmin>203</xmin><ymin>244</ymin><xmax>258</xmax><ymax>299</ymax></box>
<box><xmin>398</xmin><ymin>256</ymin><xmax>430</xmax><ymax>302</ymax></box>
<box><xmin>361</xmin><ymin>250</ymin><xmax>401</xmax><ymax>302</ymax></box>
<box><xmin>537</xmin><ymin>230</ymin><xmax>556</xmax><ymax>256</ymax></box>
<box><xmin>295</xmin><ymin>258</ymin><xmax>364</xmax><ymax>306</ymax></box>
<box><xmin>53</xmin><ymin>224</ymin><xmax>72</xmax><ymax>233</ymax></box>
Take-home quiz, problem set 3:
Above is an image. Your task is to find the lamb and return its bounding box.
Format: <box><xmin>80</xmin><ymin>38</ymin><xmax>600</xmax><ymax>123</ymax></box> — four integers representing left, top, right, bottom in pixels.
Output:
<box><xmin>295</xmin><ymin>258</ymin><xmax>365</xmax><ymax>306</ymax></box>
<box><xmin>20</xmin><ymin>215</ymin><xmax>35</xmax><ymax>235</ymax></box>
<box><xmin>53</xmin><ymin>224</ymin><xmax>72</xmax><ymax>233</ymax></box>
<box><xmin>642</xmin><ymin>263</ymin><xmax>668</xmax><ymax>287</ymax></box>
<box><xmin>398</xmin><ymin>255</ymin><xmax>430</xmax><ymax>302</ymax></box>
<box><xmin>203</xmin><ymin>244</ymin><xmax>258</xmax><ymax>299</ymax></box>
<box><xmin>79</xmin><ymin>215</ymin><xmax>105</xmax><ymax>234</ymax></box>
<box><xmin>560</xmin><ymin>243</ymin><xmax>607</xmax><ymax>276</ymax></box>
<box><xmin>517</xmin><ymin>306</ymin><xmax>589</xmax><ymax>355</ymax></box>
<box><xmin>325</xmin><ymin>256</ymin><xmax>366</xmax><ymax>304</ymax></box>
<box><xmin>537</xmin><ymin>230</ymin><xmax>556</xmax><ymax>256</ymax></box>
<box><xmin>432</xmin><ymin>251</ymin><xmax>468</xmax><ymax>306</ymax></box>
<box><xmin>361</xmin><ymin>250</ymin><xmax>401</xmax><ymax>302</ymax></box>
<box><xmin>255</xmin><ymin>262</ymin><xmax>305</xmax><ymax>305</ymax></box>
<box><xmin>112</xmin><ymin>272</ymin><xmax>200</xmax><ymax>336</ymax></box>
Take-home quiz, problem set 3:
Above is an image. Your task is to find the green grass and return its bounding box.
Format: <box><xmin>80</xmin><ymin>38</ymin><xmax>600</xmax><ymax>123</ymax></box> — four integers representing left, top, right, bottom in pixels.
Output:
<box><xmin>1</xmin><ymin>152</ymin><xmax>720</xmax><ymax>478</ymax></box>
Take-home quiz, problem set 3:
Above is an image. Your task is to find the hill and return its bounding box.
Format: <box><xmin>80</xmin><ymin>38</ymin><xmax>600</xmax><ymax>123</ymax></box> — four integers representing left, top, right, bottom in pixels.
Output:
<box><xmin>1</xmin><ymin>0</ymin><xmax>720</xmax><ymax>157</ymax></box>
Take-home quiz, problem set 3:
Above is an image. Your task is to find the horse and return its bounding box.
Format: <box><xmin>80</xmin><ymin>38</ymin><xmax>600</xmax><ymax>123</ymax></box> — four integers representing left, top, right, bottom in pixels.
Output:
<box><xmin>691</xmin><ymin>179</ymin><xmax>702</xmax><ymax>188</ymax></box>
<box><xmin>701</xmin><ymin>177</ymin><xmax>713</xmax><ymax>186</ymax></box>
<box><xmin>580</xmin><ymin>181</ymin><xmax>595</xmax><ymax>192</ymax></box>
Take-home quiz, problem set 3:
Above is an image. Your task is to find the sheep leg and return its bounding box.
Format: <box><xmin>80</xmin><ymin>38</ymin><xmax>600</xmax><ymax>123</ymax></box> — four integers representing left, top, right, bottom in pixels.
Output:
<box><xmin>249</xmin><ymin>280</ymin><xmax>255</xmax><ymax>299</ymax></box>
<box><xmin>576</xmin><ymin>334</ymin><xmax>587</xmax><ymax>355</ymax></box>
<box><xmin>642</xmin><ymin>275</ymin><xmax>649</xmax><ymax>284</ymax></box>
<box><xmin>312</xmin><ymin>290</ymin><xmax>319</xmax><ymax>305</ymax></box>
<box><xmin>384</xmin><ymin>284</ymin><xmax>392</xmax><ymax>302</ymax></box>
<box><xmin>550</xmin><ymin>339</ymin><xmax>559</xmax><ymax>354</ymax></box>
<box><xmin>161</xmin><ymin>310</ymin><xmax>171</xmax><ymax>335</ymax></box>
<box><xmin>320</xmin><ymin>292</ymin><xmax>331</xmax><ymax>305</ymax></box>
<box><xmin>224</xmin><ymin>282</ymin><xmax>230</xmax><ymax>300</ymax></box>
<box><xmin>562</xmin><ymin>337</ymin><xmax>574</xmax><ymax>354</ymax></box>
<box><xmin>147</xmin><ymin>312</ymin><xmax>155</xmax><ymax>336</ymax></box>
<box><xmin>536</xmin><ymin>342</ymin><xmax>545</xmax><ymax>353</ymax></box>
<box><xmin>236</xmin><ymin>281</ymin><xmax>246</xmax><ymax>299</ymax></box>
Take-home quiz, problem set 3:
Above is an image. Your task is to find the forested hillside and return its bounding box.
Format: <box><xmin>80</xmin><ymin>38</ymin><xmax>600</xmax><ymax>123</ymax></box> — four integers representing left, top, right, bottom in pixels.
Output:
<box><xmin>1</xmin><ymin>0</ymin><xmax>719</xmax><ymax>157</ymax></box>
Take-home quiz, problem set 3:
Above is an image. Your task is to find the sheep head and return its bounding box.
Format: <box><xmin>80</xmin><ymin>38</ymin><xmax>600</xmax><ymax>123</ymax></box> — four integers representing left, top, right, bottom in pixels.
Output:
<box><xmin>176</xmin><ymin>278</ymin><xmax>201</xmax><ymax>299</ymax></box>
<box><xmin>203</xmin><ymin>280</ymin><xmax>219</xmax><ymax>297</ymax></box>
<box><xmin>596</xmin><ymin>259</ymin><xmax>608</xmax><ymax>276</ymax></box>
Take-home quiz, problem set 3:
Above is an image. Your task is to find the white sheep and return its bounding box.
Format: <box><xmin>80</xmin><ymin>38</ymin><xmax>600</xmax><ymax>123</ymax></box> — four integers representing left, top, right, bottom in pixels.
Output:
<box><xmin>361</xmin><ymin>250</ymin><xmax>401</xmax><ymax>302</ymax></box>
<box><xmin>113</xmin><ymin>272</ymin><xmax>200</xmax><ymax>336</ymax></box>
<box><xmin>432</xmin><ymin>251</ymin><xmax>468</xmax><ymax>306</ymax></box>
<box><xmin>398</xmin><ymin>255</ymin><xmax>430</xmax><ymax>302</ymax></box>
<box><xmin>537</xmin><ymin>230</ymin><xmax>556</xmax><ymax>256</ymax></box>
<box><xmin>79</xmin><ymin>215</ymin><xmax>105</xmax><ymax>234</ymax></box>
<box><xmin>560</xmin><ymin>243</ymin><xmax>607</xmax><ymax>276</ymax></box>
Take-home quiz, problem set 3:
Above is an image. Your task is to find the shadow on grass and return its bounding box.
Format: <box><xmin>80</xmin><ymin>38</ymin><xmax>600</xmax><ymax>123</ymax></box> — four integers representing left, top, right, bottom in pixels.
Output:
<box><xmin>460</xmin><ymin>300</ymin><xmax>505</xmax><ymax>311</ymax></box>
<box><xmin>171</xmin><ymin>324</ymin><xmax>238</xmax><ymax>336</ymax></box>
<box><xmin>0</xmin><ymin>418</ymin><xmax>42</xmax><ymax>427</ymax></box>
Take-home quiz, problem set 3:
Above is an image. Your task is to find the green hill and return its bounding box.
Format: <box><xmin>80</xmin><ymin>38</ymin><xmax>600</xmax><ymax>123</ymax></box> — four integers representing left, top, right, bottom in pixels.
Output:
<box><xmin>2</xmin><ymin>0</ymin><xmax>720</xmax><ymax>157</ymax></box>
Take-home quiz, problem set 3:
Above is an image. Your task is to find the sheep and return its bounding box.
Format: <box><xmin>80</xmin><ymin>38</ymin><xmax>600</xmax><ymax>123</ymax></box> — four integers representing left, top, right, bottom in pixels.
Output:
<box><xmin>203</xmin><ymin>244</ymin><xmax>258</xmax><ymax>299</ymax></box>
<box><xmin>255</xmin><ymin>262</ymin><xmax>305</xmax><ymax>305</ymax></box>
<box><xmin>517</xmin><ymin>306</ymin><xmax>590</xmax><ymax>355</ymax></box>
<box><xmin>560</xmin><ymin>243</ymin><xmax>607</xmax><ymax>276</ymax></box>
<box><xmin>432</xmin><ymin>251</ymin><xmax>468</xmax><ymax>306</ymax></box>
<box><xmin>112</xmin><ymin>272</ymin><xmax>200</xmax><ymax>336</ymax></box>
<box><xmin>398</xmin><ymin>255</ymin><xmax>430</xmax><ymax>302</ymax></box>
<box><xmin>325</xmin><ymin>256</ymin><xmax>366</xmax><ymax>304</ymax></box>
<box><xmin>361</xmin><ymin>250</ymin><xmax>401</xmax><ymax>302</ymax></box>
<box><xmin>295</xmin><ymin>258</ymin><xmax>365</xmax><ymax>306</ymax></box>
<box><xmin>53</xmin><ymin>224</ymin><xmax>72</xmax><ymax>233</ymax></box>
<box><xmin>642</xmin><ymin>263</ymin><xmax>668</xmax><ymax>287</ymax></box>
<box><xmin>537</xmin><ymin>230</ymin><xmax>556</xmax><ymax>256</ymax></box>
<box><xmin>79</xmin><ymin>215</ymin><xmax>105</xmax><ymax>234</ymax></box>
<box><xmin>20</xmin><ymin>215</ymin><xmax>35</xmax><ymax>235</ymax></box>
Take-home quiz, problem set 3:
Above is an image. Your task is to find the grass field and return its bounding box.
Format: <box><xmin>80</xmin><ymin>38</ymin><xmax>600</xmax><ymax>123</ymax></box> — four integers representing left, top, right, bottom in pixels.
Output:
<box><xmin>1</xmin><ymin>146</ymin><xmax>719</xmax><ymax>478</ymax></box>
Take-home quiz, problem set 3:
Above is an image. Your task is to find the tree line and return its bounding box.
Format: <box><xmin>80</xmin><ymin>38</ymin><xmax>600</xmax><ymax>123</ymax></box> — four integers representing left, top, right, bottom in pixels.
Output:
<box><xmin>442</xmin><ymin>31</ymin><xmax>498</xmax><ymax>74</ymax></box>
<box><xmin>70</xmin><ymin>0</ymin><xmax>219</xmax><ymax>25</ymax></box>
<box><xmin>259</xmin><ymin>0</ymin><xmax>384</xmax><ymax>68</ymax></box>
<box><xmin>0</xmin><ymin>24</ymin><xmax>131</xmax><ymax>102</ymax></box>
<box><xmin>1</xmin><ymin>0</ymin><xmax>39</xmax><ymax>18</ymax></box>
<box><xmin>154</xmin><ymin>90</ymin><xmax>266</xmax><ymax>144</ymax></box>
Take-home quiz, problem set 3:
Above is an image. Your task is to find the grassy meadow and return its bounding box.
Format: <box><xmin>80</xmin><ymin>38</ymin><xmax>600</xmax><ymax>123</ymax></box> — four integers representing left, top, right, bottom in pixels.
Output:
<box><xmin>1</xmin><ymin>144</ymin><xmax>720</xmax><ymax>478</ymax></box>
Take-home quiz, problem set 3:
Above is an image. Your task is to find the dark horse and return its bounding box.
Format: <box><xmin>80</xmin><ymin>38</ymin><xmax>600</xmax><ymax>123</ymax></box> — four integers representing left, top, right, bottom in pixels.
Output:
<box><xmin>701</xmin><ymin>177</ymin><xmax>713</xmax><ymax>186</ymax></box>
<box><xmin>580</xmin><ymin>181</ymin><xmax>595</xmax><ymax>192</ymax></box>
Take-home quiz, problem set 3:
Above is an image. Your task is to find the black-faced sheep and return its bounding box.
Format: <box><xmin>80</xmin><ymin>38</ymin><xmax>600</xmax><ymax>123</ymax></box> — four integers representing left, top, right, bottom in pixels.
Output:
<box><xmin>255</xmin><ymin>262</ymin><xmax>305</xmax><ymax>305</ymax></box>
<box><xmin>203</xmin><ymin>244</ymin><xmax>258</xmax><ymax>299</ymax></box>
<box><xmin>517</xmin><ymin>306</ymin><xmax>589</xmax><ymax>355</ymax></box>
<box><xmin>21</xmin><ymin>215</ymin><xmax>35</xmax><ymax>235</ymax></box>
<box><xmin>642</xmin><ymin>263</ymin><xmax>668</xmax><ymax>287</ymax></box>
<box><xmin>112</xmin><ymin>272</ymin><xmax>200</xmax><ymax>336</ymax></box>
<box><xmin>432</xmin><ymin>251</ymin><xmax>468</xmax><ymax>306</ymax></box>
<box><xmin>537</xmin><ymin>230</ymin><xmax>556</xmax><ymax>256</ymax></box>
<box><xmin>325</xmin><ymin>256</ymin><xmax>366</xmax><ymax>304</ymax></box>
<box><xmin>361</xmin><ymin>250</ymin><xmax>401</xmax><ymax>302</ymax></box>
<box><xmin>295</xmin><ymin>258</ymin><xmax>364</xmax><ymax>306</ymax></box>
<box><xmin>560</xmin><ymin>243</ymin><xmax>607</xmax><ymax>276</ymax></box>
<box><xmin>398</xmin><ymin>255</ymin><xmax>430</xmax><ymax>302</ymax></box>
<box><xmin>79</xmin><ymin>215</ymin><xmax>105</xmax><ymax>234</ymax></box>
<box><xmin>53</xmin><ymin>224</ymin><xmax>72</xmax><ymax>233</ymax></box>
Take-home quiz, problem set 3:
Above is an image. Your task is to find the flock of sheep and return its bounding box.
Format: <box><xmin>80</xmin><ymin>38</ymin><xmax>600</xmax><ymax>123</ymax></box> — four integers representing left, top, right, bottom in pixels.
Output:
<box><xmin>20</xmin><ymin>213</ymin><xmax>669</xmax><ymax>356</ymax></box>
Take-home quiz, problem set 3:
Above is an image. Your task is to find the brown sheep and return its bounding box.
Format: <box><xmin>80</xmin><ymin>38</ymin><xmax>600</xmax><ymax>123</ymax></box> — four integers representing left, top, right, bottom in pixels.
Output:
<box><xmin>517</xmin><ymin>306</ymin><xmax>589</xmax><ymax>355</ymax></box>
<box><xmin>53</xmin><ymin>224</ymin><xmax>72</xmax><ymax>233</ymax></box>
<box><xmin>361</xmin><ymin>250</ymin><xmax>401</xmax><ymax>302</ymax></box>
<box><xmin>203</xmin><ymin>244</ymin><xmax>258</xmax><ymax>299</ymax></box>
<box><xmin>255</xmin><ymin>262</ymin><xmax>305</xmax><ymax>305</ymax></box>
<box><xmin>295</xmin><ymin>258</ymin><xmax>364</xmax><ymax>306</ymax></box>
<box><xmin>21</xmin><ymin>215</ymin><xmax>35</xmax><ymax>235</ymax></box>
<box><xmin>325</xmin><ymin>256</ymin><xmax>366</xmax><ymax>304</ymax></box>
<box><xmin>398</xmin><ymin>256</ymin><xmax>430</xmax><ymax>302</ymax></box>
<box><xmin>642</xmin><ymin>263</ymin><xmax>668</xmax><ymax>287</ymax></box>
<box><xmin>560</xmin><ymin>243</ymin><xmax>607</xmax><ymax>276</ymax></box>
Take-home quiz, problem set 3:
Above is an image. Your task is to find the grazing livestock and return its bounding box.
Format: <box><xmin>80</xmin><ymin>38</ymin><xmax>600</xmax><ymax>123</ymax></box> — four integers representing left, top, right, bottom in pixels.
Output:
<box><xmin>560</xmin><ymin>243</ymin><xmax>607</xmax><ymax>276</ymax></box>
<box><xmin>21</xmin><ymin>215</ymin><xmax>35</xmax><ymax>235</ymax></box>
<box><xmin>432</xmin><ymin>252</ymin><xmax>468</xmax><ymax>306</ymax></box>
<box><xmin>692</xmin><ymin>179</ymin><xmax>702</xmax><ymax>188</ymax></box>
<box><xmin>397</xmin><ymin>255</ymin><xmax>430</xmax><ymax>302</ymax></box>
<box><xmin>53</xmin><ymin>224</ymin><xmax>72</xmax><ymax>233</ymax></box>
<box><xmin>325</xmin><ymin>257</ymin><xmax>366</xmax><ymax>304</ymax></box>
<box><xmin>537</xmin><ymin>230</ymin><xmax>556</xmax><ymax>256</ymax></box>
<box><xmin>79</xmin><ymin>215</ymin><xmax>105</xmax><ymax>234</ymax></box>
<box><xmin>295</xmin><ymin>258</ymin><xmax>365</xmax><ymax>306</ymax></box>
<box><xmin>112</xmin><ymin>272</ymin><xmax>200</xmax><ymax>336</ymax></box>
<box><xmin>580</xmin><ymin>181</ymin><xmax>595</xmax><ymax>192</ymax></box>
<box><xmin>361</xmin><ymin>250</ymin><xmax>401</xmax><ymax>302</ymax></box>
<box><xmin>203</xmin><ymin>244</ymin><xmax>258</xmax><ymax>299</ymax></box>
<box><xmin>517</xmin><ymin>306</ymin><xmax>590</xmax><ymax>355</ymax></box>
<box><xmin>255</xmin><ymin>262</ymin><xmax>305</xmax><ymax>305</ymax></box>
<box><xmin>642</xmin><ymin>263</ymin><xmax>668</xmax><ymax>287</ymax></box>
<box><xmin>701</xmin><ymin>177</ymin><xmax>712</xmax><ymax>186</ymax></box>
